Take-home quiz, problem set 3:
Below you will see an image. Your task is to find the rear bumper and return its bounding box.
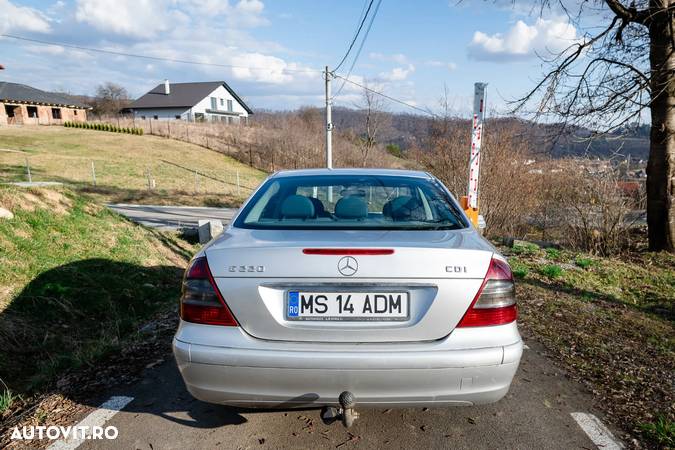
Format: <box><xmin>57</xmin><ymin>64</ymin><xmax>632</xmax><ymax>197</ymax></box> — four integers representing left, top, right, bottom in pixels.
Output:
<box><xmin>173</xmin><ymin>322</ymin><xmax>523</xmax><ymax>408</ymax></box>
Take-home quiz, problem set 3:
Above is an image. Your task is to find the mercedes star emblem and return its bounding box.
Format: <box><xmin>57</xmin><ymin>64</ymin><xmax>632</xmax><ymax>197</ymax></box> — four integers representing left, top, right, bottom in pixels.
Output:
<box><xmin>337</xmin><ymin>256</ymin><xmax>358</xmax><ymax>277</ymax></box>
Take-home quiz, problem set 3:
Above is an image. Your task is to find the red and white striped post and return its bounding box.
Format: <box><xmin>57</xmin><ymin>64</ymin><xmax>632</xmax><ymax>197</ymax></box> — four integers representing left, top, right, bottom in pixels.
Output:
<box><xmin>461</xmin><ymin>82</ymin><xmax>487</xmax><ymax>228</ymax></box>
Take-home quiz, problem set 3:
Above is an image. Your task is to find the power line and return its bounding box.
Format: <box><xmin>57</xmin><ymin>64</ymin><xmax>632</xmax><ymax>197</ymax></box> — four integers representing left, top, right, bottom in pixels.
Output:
<box><xmin>333</xmin><ymin>0</ymin><xmax>383</xmax><ymax>98</ymax></box>
<box><xmin>0</xmin><ymin>34</ymin><xmax>323</xmax><ymax>75</ymax></box>
<box><xmin>333</xmin><ymin>0</ymin><xmax>375</xmax><ymax>72</ymax></box>
<box><xmin>332</xmin><ymin>73</ymin><xmax>437</xmax><ymax>117</ymax></box>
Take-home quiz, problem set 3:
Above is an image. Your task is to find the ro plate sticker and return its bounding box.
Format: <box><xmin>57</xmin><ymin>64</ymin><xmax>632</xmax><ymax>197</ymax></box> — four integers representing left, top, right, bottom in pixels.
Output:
<box><xmin>287</xmin><ymin>291</ymin><xmax>299</xmax><ymax>317</ymax></box>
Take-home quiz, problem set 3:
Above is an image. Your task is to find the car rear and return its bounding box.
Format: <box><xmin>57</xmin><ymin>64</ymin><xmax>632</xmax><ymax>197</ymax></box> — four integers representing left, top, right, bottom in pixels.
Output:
<box><xmin>173</xmin><ymin>169</ymin><xmax>523</xmax><ymax>408</ymax></box>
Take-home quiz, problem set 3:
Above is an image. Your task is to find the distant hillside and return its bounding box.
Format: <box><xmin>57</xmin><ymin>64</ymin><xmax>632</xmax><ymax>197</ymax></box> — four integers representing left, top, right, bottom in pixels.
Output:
<box><xmin>253</xmin><ymin>108</ymin><xmax>650</xmax><ymax>160</ymax></box>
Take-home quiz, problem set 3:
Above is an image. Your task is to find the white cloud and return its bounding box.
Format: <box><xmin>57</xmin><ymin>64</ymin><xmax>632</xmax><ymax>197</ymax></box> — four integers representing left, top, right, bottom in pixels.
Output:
<box><xmin>369</xmin><ymin>52</ymin><xmax>407</xmax><ymax>64</ymax></box>
<box><xmin>75</xmin><ymin>0</ymin><xmax>181</xmax><ymax>38</ymax></box>
<box><xmin>25</xmin><ymin>44</ymin><xmax>64</xmax><ymax>55</ymax></box>
<box><xmin>232</xmin><ymin>0</ymin><xmax>269</xmax><ymax>27</ymax></box>
<box><xmin>425</xmin><ymin>60</ymin><xmax>457</xmax><ymax>72</ymax></box>
<box><xmin>75</xmin><ymin>0</ymin><xmax>268</xmax><ymax>37</ymax></box>
<box><xmin>468</xmin><ymin>17</ymin><xmax>579</xmax><ymax>61</ymax></box>
<box><xmin>0</xmin><ymin>0</ymin><xmax>51</xmax><ymax>34</ymax></box>
<box><xmin>378</xmin><ymin>64</ymin><xmax>415</xmax><ymax>81</ymax></box>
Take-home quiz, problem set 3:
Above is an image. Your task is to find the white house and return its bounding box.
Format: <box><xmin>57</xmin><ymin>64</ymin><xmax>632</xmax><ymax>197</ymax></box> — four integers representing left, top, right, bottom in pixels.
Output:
<box><xmin>129</xmin><ymin>80</ymin><xmax>253</xmax><ymax>123</ymax></box>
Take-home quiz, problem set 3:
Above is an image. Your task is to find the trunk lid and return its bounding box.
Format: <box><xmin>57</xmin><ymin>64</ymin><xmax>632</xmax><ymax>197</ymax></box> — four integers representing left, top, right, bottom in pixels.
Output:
<box><xmin>206</xmin><ymin>229</ymin><xmax>494</xmax><ymax>343</ymax></box>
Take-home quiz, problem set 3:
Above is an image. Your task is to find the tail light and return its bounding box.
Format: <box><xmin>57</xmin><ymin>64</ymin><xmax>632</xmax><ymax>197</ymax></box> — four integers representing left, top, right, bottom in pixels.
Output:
<box><xmin>457</xmin><ymin>257</ymin><xmax>517</xmax><ymax>327</ymax></box>
<box><xmin>180</xmin><ymin>256</ymin><xmax>238</xmax><ymax>326</ymax></box>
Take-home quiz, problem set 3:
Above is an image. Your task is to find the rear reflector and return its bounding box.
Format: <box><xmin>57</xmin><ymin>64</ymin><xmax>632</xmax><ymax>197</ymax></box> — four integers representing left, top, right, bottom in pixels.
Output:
<box><xmin>457</xmin><ymin>257</ymin><xmax>517</xmax><ymax>327</ymax></box>
<box><xmin>180</xmin><ymin>257</ymin><xmax>238</xmax><ymax>326</ymax></box>
<box><xmin>303</xmin><ymin>248</ymin><xmax>395</xmax><ymax>255</ymax></box>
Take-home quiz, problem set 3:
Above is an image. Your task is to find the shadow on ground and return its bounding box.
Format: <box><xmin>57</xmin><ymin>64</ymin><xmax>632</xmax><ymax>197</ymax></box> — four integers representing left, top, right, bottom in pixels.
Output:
<box><xmin>0</xmin><ymin>258</ymin><xmax>183</xmax><ymax>394</ymax></box>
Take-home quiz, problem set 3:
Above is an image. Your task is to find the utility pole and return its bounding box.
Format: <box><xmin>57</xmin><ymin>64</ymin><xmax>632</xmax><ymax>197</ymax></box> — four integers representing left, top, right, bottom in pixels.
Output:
<box><xmin>461</xmin><ymin>82</ymin><xmax>487</xmax><ymax>228</ymax></box>
<box><xmin>325</xmin><ymin>66</ymin><xmax>333</xmax><ymax>169</ymax></box>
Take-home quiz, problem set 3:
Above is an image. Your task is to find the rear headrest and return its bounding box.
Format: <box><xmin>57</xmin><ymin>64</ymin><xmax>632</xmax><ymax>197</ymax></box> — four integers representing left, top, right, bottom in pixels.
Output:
<box><xmin>280</xmin><ymin>195</ymin><xmax>315</xmax><ymax>219</ymax></box>
<box><xmin>308</xmin><ymin>197</ymin><xmax>326</xmax><ymax>215</ymax></box>
<box><xmin>383</xmin><ymin>195</ymin><xmax>425</xmax><ymax>220</ymax></box>
<box><xmin>335</xmin><ymin>196</ymin><xmax>368</xmax><ymax>219</ymax></box>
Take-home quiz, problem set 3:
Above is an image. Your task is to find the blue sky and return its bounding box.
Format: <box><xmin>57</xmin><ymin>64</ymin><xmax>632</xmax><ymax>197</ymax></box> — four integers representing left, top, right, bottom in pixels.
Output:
<box><xmin>0</xmin><ymin>0</ymin><xmax>584</xmax><ymax>115</ymax></box>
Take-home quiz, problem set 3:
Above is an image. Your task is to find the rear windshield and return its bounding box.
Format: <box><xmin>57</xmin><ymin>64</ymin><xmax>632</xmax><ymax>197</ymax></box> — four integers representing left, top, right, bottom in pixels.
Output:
<box><xmin>233</xmin><ymin>174</ymin><xmax>468</xmax><ymax>230</ymax></box>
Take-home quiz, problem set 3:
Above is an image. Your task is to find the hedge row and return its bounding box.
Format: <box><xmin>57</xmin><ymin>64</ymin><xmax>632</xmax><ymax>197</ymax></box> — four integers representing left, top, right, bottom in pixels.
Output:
<box><xmin>63</xmin><ymin>121</ymin><xmax>144</xmax><ymax>135</ymax></box>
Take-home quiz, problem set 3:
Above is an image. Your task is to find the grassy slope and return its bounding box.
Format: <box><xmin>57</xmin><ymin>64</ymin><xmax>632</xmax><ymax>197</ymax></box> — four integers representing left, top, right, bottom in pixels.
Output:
<box><xmin>0</xmin><ymin>186</ymin><xmax>197</xmax><ymax>394</ymax></box>
<box><xmin>0</xmin><ymin>126</ymin><xmax>266</xmax><ymax>207</ymax></box>
<box><xmin>506</xmin><ymin>244</ymin><xmax>674</xmax><ymax>447</ymax></box>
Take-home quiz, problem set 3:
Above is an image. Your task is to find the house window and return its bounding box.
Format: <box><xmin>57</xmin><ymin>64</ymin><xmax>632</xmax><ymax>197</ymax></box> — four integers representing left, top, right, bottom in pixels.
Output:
<box><xmin>220</xmin><ymin>98</ymin><xmax>224</xmax><ymax>106</ymax></box>
<box><xmin>175</xmin><ymin>115</ymin><xmax>181</xmax><ymax>120</ymax></box>
<box><xmin>27</xmin><ymin>106</ymin><xmax>38</xmax><ymax>118</ymax></box>
<box><xmin>5</xmin><ymin>105</ymin><xmax>15</xmax><ymax>117</ymax></box>
<box><xmin>227</xmin><ymin>100</ymin><xmax>233</xmax><ymax>112</ymax></box>
<box><xmin>227</xmin><ymin>117</ymin><xmax>233</xmax><ymax>124</ymax></box>
<box><xmin>194</xmin><ymin>113</ymin><xmax>205</xmax><ymax>122</ymax></box>
<box><xmin>210</xmin><ymin>97</ymin><xmax>217</xmax><ymax>110</ymax></box>
<box><xmin>51</xmin><ymin>108</ymin><xmax>62</xmax><ymax>119</ymax></box>
<box><xmin>140</xmin><ymin>115</ymin><xmax>146</xmax><ymax>120</ymax></box>
<box><xmin>73</xmin><ymin>110</ymin><xmax>78</xmax><ymax>116</ymax></box>
<box><xmin>153</xmin><ymin>115</ymin><xmax>158</xmax><ymax>120</ymax></box>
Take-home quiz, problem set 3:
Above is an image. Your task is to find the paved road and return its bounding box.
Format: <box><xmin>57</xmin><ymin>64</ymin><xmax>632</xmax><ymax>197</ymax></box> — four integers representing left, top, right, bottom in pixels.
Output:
<box><xmin>106</xmin><ymin>204</ymin><xmax>237</xmax><ymax>231</ymax></box>
<box><xmin>76</xmin><ymin>341</ymin><xmax>619</xmax><ymax>450</ymax></box>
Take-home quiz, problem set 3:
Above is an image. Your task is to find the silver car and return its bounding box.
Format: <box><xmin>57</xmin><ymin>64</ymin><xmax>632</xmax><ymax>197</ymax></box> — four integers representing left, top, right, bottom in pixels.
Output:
<box><xmin>173</xmin><ymin>169</ymin><xmax>522</xmax><ymax>423</ymax></box>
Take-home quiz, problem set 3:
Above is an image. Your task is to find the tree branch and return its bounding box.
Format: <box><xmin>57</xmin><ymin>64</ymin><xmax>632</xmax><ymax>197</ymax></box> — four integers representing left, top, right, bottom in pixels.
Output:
<box><xmin>604</xmin><ymin>0</ymin><xmax>650</xmax><ymax>25</ymax></box>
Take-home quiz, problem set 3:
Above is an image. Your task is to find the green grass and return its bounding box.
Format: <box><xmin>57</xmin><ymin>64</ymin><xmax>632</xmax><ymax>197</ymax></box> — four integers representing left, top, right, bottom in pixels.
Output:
<box><xmin>545</xmin><ymin>248</ymin><xmax>561</xmax><ymax>260</ymax></box>
<box><xmin>0</xmin><ymin>387</ymin><xmax>20</xmax><ymax>414</ymax></box>
<box><xmin>504</xmin><ymin>242</ymin><xmax>675</xmax><ymax>448</ymax></box>
<box><xmin>0</xmin><ymin>126</ymin><xmax>267</xmax><ymax>206</ymax></box>
<box><xmin>512</xmin><ymin>242</ymin><xmax>540</xmax><ymax>255</ymax></box>
<box><xmin>0</xmin><ymin>186</ymin><xmax>197</xmax><ymax>392</ymax></box>
<box><xmin>540</xmin><ymin>264</ymin><xmax>564</xmax><ymax>279</ymax></box>
<box><xmin>508</xmin><ymin>247</ymin><xmax>674</xmax><ymax>316</ymax></box>
<box><xmin>511</xmin><ymin>262</ymin><xmax>529</xmax><ymax>279</ymax></box>
<box><xmin>574</xmin><ymin>256</ymin><xmax>594</xmax><ymax>269</ymax></box>
<box><xmin>639</xmin><ymin>416</ymin><xmax>675</xmax><ymax>448</ymax></box>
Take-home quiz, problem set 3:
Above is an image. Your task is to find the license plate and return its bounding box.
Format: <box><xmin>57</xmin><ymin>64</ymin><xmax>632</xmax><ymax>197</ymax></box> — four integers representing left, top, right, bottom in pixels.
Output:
<box><xmin>286</xmin><ymin>291</ymin><xmax>409</xmax><ymax>321</ymax></box>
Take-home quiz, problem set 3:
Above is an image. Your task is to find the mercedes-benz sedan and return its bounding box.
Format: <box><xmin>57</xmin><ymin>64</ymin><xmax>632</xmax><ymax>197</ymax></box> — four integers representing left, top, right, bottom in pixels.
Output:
<box><xmin>173</xmin><ymin>168</ymin><xmax>522</xmax><ymax>413</ymax></box>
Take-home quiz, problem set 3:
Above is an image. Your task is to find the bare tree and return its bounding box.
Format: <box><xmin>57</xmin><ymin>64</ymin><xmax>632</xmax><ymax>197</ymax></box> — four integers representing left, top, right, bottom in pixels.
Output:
<box><xmin>355</xmin><ymin>82</ymin><xmax>390</xmax><ymax>166</ymax></box>
<box><xmin>90</xmin><ymin>82</ymin><xmax>130</xmax><ymax>117</ymax></box>
<box><xmin>512</xmin><ymin>0</ymin><xmax>674</xmax><ymax>252</ymax></box>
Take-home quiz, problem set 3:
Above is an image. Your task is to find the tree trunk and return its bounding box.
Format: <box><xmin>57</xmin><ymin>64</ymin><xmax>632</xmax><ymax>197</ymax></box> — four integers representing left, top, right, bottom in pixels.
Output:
<box><xmin>646</xmin><ymin>0</ymin><xmax>675</xmax><ymax>252</ymax></box>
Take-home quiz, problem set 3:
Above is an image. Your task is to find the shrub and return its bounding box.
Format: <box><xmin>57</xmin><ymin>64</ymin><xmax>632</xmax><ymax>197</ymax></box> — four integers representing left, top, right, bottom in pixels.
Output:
<box><xmin>575</xmin><ymin>256</ymin><xmax>594</xmax><ymax>269</ymax></box>
<box><xmin>138</xmin><ymin>128</ymin><xmax>144</xmax><ymax>136</ymax></box>
<box><xmin>540</xmin><ymin>264</ymin><xmax>564</xmax><ymax>279</ymax></box>
<box><xmin>562</xmin><ymin>167</ymin><xmax>633</xmax><ymax>255</ymax></box>
<box><xmin>386</xmin><ymin>143</ymin><xmax>403</xmax><ymax>158</ymax></box>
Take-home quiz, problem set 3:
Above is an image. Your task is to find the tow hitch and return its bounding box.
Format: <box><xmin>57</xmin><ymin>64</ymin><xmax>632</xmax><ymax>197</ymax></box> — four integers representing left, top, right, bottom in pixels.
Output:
<box><xmin>320</xmin><ymin>391</ymin><xmax>359</xmax><ymax>428</ymax></box>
